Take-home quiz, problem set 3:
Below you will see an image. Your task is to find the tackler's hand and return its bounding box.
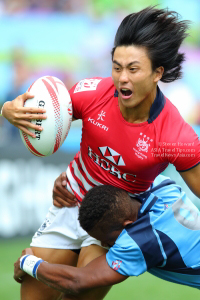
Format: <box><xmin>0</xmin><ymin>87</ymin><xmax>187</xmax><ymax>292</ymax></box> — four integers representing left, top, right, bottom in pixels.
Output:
<box><xmin>53</xmin><ymin>172</ymin><xmax>77</xmax><ymax>208</ymax></box>
<box><xmin>14</xmin><ymin>248</ymin><xmax>34</xmax><ymax>284</ymax></box>
<box><xmin>14</xmin><ymin>257</ymin><xmax>25</xmax><ymax>284</ymax></box>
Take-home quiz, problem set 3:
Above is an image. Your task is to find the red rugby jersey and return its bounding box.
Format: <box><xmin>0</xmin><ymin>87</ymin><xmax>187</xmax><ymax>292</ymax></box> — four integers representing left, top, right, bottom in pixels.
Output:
<box><xmin>66</xmin><ymin>77</ymin><xmax>199</xmax><ymax>202</ymax></box>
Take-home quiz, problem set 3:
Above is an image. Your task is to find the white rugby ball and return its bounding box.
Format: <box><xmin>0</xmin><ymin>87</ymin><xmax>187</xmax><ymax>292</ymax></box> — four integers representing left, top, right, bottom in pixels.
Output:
<box><xmin>20</xmin><ymin>75</ymin><xmax>72</xmax><ymax>157</ymax></box>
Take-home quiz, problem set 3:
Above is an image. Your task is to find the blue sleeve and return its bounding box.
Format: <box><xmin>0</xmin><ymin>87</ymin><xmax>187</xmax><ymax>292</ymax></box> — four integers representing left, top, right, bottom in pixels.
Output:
<box><xmin>151</xmin><ymin>175</ymin><xmax>182</xmax><ymax>203</ymax></box>
<box><xmin>145</xmin><ymin>175</ymin><xmax>185</xmax><ymax>218</ymax></box>
<box><xmin>106</xmin><ymin>230</ymin><xmax>147</xmax><ymax>276</ymax></box>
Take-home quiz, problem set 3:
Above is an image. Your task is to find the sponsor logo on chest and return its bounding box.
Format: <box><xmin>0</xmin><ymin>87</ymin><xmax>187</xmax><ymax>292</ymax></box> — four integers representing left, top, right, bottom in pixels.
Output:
<box><xmin>88</xmin><ymin>146</ymin><xmax>136</xmax><ymax>182</ymax></box>
<box><xmin>88</xmin><ymin>110</ymin><xmax>109</xmax><ymax>131</ymax></box>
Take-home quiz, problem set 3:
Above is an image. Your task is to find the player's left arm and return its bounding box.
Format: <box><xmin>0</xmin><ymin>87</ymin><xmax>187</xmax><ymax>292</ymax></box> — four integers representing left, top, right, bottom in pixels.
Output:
<box><xmin>38</xmin><ymin>255</ymin><xmax>127</xmax><ymax>295</ymax></box>
<box><xmin>14</xmin><ymin>250</ymin><xmax>127</xmax><ymax>295</ymax></box>
<box><xmin>179</xmin><ymin>164</ymin><xmax>200</xmax><ymax>198</ymax></box>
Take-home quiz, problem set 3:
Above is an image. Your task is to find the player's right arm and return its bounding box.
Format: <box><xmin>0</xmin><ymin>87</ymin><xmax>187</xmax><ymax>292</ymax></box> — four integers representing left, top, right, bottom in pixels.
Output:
<box><xmin>2</xmin><ymin>93</ymin><xmax>77</xmax><ymax>207</ymax></box>
<box><xmin>1</xmin><ymin>92</ymin><xmax>47</xmax><ymax>138</ymax></box>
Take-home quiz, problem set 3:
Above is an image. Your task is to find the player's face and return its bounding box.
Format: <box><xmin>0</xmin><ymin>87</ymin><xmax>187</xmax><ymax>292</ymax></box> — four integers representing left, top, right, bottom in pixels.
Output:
<box><xmin>88</xmin><ymin>226</ymin><xmax>123</xmax><ymax>248</ymax></box>
<box><xmin>112</xmin><ymin>46</ymin><xmax>162</xmax><ymax>114</ymax></box>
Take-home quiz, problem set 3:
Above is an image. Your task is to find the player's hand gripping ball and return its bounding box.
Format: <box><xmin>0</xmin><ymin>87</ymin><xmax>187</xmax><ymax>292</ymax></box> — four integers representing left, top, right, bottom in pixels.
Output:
<box><xmin>20</xmin><ymin>76</ymin><xmax>72</xmax><ymax>157</ymax></box>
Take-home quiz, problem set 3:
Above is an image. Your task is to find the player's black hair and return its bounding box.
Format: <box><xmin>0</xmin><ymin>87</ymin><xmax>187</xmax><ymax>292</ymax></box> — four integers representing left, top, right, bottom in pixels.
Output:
<box><xmin>111</xmin><ymin>6</ymin><xmax>190</xmax><ymax>82</ymax></box>
<box><xmin>79</xmin><ymin>185</ymin><xmax>132</xmax><ymax>232</ymax></box>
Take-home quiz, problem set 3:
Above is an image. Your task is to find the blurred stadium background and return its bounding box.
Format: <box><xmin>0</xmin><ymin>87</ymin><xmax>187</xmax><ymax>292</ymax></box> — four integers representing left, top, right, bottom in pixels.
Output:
<box><xmin>0</xmin><ymin>0</ymin><xmax>199</xmax><ymax>299</ymax></box>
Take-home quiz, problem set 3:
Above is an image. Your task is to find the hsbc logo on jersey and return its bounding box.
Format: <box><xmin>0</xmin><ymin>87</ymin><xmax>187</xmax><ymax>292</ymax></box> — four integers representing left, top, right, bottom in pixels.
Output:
<box><xmin>74</xmin><ymin>79</ymin><xmax>102</xmax><ymax>93</ymax></box>
<box><xmin>88</xmin><ymin>146</ymin><xmax>136</xmax><ymax>182</ymax></box>
<box><xmin>99</xmin><ymin>146</ymin><xmax>125</xmax><ymax>166</ymax></box>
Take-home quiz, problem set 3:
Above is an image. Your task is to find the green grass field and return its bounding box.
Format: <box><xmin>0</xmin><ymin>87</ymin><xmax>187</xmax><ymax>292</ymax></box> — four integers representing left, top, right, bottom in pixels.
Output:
<box><xmin>0</xmin><ymin>237</ymin><xmax>199</xmax><ymax>300</ymax></box>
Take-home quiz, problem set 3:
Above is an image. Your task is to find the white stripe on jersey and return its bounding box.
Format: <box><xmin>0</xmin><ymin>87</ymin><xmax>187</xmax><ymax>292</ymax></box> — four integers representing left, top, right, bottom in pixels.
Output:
<box><xmin>79</xmin><ymin>152</ymin><xmax>102</xmax><ymax>187</ymax></box>
<box><xmin>66</xmin><ymin>167</ymin><xmax>83</xmax><ymax>199</ymax></box>
<box><xmin>66</xmin><ymin>182</ymin><xmax>73</xmax><ymax>195</ymax></box>
<box><xmin>73</xmin><ymin>160</ymin><xmax>93</xmax><ymax>192</ymax></box>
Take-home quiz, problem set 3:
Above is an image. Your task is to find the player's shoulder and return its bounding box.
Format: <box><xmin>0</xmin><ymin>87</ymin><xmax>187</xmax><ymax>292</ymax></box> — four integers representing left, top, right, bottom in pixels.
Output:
<box><xmin>148</xmin><ymin>87</ymin><xmax>188</xmax><ymax>129</ymax></box>
<box><xmin>159</xmin><ymin>96</ymin><xmax>198</xmax><ymax>140</ymax></box>
<box><xmin>162</xmin><ymin>96</ymin><xmax>193</xmax><ymax>130</ymax></box>
<box><xmin>136</xmin><ymin>175</ymin><xmax>183</xmax><ymax>219</ymax></box>
<box><xmin>161</xmin><ymin>96</ymin><xmax>185</xmax><ymax>124</ymax></box>
<box><xmin>69</xmin><ymin>77</ymin><xmax>115</xmax><ymax>119</ymax></box>
<box><xmin>150</xmin><ymin>175</ymin><xmax>182</xmax><ymax>205</ymax></box>
<box><xmin>70</xmin><ymin>77</ymin><xmax>115</xmax><ymax>97</ymax></box>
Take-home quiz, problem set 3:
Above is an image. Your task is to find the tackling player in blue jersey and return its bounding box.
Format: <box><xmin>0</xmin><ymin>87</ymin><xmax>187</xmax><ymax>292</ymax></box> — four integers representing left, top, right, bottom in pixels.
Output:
<box><xmin>14</xmin><ymin>175</ymin><xmax>200</xmax><ymax>295</ymax></box>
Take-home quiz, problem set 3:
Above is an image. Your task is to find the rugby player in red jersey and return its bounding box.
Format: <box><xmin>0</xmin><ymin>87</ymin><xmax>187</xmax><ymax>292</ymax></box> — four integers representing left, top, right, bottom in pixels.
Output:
<box><xmin>2</xmin><ymin>7</ymin><xmax>200</xmax><ymax>300</ymax></box>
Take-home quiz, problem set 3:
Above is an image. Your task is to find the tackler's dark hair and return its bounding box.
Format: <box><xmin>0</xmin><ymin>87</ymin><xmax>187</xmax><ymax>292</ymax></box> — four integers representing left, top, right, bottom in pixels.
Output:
<box><xmin>111</xmin><ymin>7</ymin><xmax>190</xmax><ymax>82</ymax></box>
<box><xmin>79</xmin><ymin>185</ymin><xmax>129</xmax><ymax>232</ymax></box>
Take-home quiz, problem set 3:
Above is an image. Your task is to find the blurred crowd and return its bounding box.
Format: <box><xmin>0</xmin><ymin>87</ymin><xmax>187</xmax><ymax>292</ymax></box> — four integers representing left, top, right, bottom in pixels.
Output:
<box><xmin>0</xmin><ymin>0</ymin><xmax>88</xmax><ymax>14</ymax></box>
<box><xmin>0</xmin><ymin>0</ymin><xmax>159</xmax><ymax>16</ymax></box>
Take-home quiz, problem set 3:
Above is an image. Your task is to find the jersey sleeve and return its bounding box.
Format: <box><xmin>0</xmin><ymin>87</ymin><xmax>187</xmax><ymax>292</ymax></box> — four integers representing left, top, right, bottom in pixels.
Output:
<box><xmin>106</xmin><ymin>230</ymin><xmax>147</xmax><ymax>277</ymax></box>
<box><xmin>69</xmin><ymin>78</ymin><xmax>104</xmax><ymax>120</ymax></box>
<box><xmin>161</xmin><ymin>117</ymin><xmax>199</xmax><ymax>172</ymax></box>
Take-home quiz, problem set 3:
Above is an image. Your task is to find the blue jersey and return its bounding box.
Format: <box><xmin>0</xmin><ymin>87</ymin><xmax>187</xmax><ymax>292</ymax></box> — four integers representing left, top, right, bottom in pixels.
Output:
<box><xmin>106</xmin><ymin>175</ymin><xmax>200</xmax><ymax>289</ymax></box>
